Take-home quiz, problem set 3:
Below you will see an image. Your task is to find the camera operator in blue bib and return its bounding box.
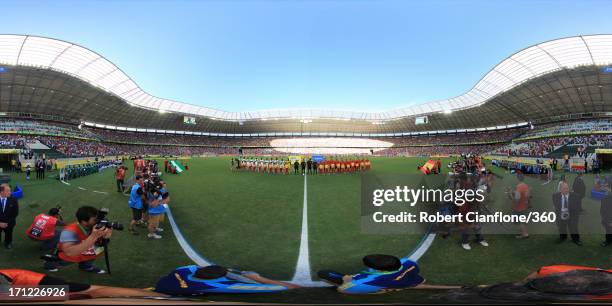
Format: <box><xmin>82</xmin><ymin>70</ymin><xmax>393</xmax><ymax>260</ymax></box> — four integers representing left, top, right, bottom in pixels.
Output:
<box><xmin>128</xmin><ymin>175</ymin><xmax>145</xmax><ymax>235</ymax></box>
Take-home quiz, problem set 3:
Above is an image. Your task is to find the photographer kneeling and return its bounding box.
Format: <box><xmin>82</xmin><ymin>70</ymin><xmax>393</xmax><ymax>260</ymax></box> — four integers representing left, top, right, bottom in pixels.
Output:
<box><xmin>43</xmin><ymin>206</ymin><xmax>111</xmax><ymax>274</ymax></box>
<box><xmin>25</xmin><ymin>207</ymin><xmax>64</xmax><ymax>251</ymax></box>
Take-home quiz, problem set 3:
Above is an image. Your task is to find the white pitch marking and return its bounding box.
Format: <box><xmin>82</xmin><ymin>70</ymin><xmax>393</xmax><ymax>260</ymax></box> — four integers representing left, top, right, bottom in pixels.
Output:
<box><xmin>92</xmin><ymin>190</ymin><xmax>108</xmax><ymax>195</ymax></box>
<box><xmin>407</xmin><ymin>233</ymin><xmax>436</xmax><ymax>262</ymax></box>
<box><xmin>77</xmin><ymin>186</ymin><xmax>86</xmax><ymax>190</ymax></box>
<box><xmin>290</xmin><ymin>174</ymin><xmax>316</xmax><ymax>286</ymax></box>
<box><xmin>60</xmin><ymin>180</ymin><xmax>71</xmax><ymax>186</ymax></box>
<box><xmin>165</xmin><ymin>204</ymin><xmax>212</xmax><ymax>267</ymax></box>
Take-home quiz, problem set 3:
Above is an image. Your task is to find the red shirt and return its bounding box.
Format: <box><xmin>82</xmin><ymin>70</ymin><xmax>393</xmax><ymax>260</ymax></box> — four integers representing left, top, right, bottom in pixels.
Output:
<box><xmin>26</xmin><ymin>214</ymin><xmax>58</xmax><ymax>241</ymax></box>
<box><xmin>513</xmin><ymin>182</ymin><xmax>530</xmax><ymax>212</ymax></box>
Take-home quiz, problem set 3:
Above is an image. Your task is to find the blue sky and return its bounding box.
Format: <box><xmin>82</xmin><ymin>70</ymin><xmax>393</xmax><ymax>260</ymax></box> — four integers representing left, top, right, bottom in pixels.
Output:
<box><xmin>1</xmin><ymin>0</ymin><xmax>611</xmax><ymax>112</ymax></box>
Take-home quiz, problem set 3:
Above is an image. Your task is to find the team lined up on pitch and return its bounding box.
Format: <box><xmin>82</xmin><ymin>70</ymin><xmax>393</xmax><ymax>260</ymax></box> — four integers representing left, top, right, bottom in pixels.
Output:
<box><xmin>232</xmin><ymin>157</ymin><xmax>371</xmax><ymax>174</ymax></box>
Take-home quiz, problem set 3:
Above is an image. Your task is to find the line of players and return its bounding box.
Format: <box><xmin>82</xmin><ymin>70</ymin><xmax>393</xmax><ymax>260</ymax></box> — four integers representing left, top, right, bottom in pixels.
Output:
<box><xmin>234</xmin><ymin>157</ymin><xmax>371</xmax><ymax>174</ymax></box>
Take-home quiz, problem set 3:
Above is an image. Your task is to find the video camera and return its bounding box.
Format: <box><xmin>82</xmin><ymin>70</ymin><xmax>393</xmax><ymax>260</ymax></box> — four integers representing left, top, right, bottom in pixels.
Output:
<box><xmin>144</xmin><ymin>177</ymin><xmax>169</xmax><ymax>200</ymax></box>
<box><xmin>95</xmin><ymin>208</ymin><xmax>124</xmax><ymax>231</ymax></box>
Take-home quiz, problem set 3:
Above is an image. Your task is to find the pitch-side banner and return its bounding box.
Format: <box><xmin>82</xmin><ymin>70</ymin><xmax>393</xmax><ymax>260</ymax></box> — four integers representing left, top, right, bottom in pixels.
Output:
<box><xmin>312</xmin><ymin>155</ymin><xmax>325</xmax><ymax>163</ymax></box>
<box><xmin>0</xmin><ymin>149</ymin><xmax>19</xmax><ymax>154</ymax></box>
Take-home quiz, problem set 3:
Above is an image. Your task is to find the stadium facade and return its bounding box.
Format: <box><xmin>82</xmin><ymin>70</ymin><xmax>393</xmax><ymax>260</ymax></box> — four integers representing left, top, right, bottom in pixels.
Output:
<box><xmin>0</xmin><ymin>34</ymin><xmax>611</xmax><ymax>136</ymax></box>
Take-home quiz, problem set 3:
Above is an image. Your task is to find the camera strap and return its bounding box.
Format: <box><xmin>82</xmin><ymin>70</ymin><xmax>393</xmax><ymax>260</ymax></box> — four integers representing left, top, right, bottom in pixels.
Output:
<box><xmin>77</xmin><ymin>223</ymin><xmax>90</xmax><ymax>236</ymax></box>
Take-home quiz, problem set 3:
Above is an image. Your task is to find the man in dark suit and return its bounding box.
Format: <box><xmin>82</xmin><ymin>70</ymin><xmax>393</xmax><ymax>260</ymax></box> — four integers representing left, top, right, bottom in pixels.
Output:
<box><xmin>552</xmin><ymin>182</ymin><xmax>582</xmax><ymax>246</ymax></box>
<box><xmin>572</xmin><ymin>173</ymin><xmax>586</xmax><ymax>200</ymax></box>
<box><xmin>39</xmin><ymin>159</ymin><xmax>46</xmax><ymax>179</ymax></box>
<box><xmin>0</xmin><ymin>184</ymin><xmax>18</xmax><ymax>249</ymax></box>
<box><xmin>35</xmin><ymin>159</ymin><xmax>42</xmax><ymax>179</ymax></box>
<box><xmin>601</xmin><ymin>190</ymin><xmax>612</xmax><ymax>247</ymax></box>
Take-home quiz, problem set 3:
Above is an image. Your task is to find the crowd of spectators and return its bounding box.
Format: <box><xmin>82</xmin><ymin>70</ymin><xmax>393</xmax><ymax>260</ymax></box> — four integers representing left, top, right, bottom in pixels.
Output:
<box><xmin>88</xmin><ymin>128</ymin><xmax>524</xmax><ymax>147</ymax></box>
<box><xmin>383</xmin><ymin>129</ymin><xmax>525</xmax><ymax>146</ymax></box>
<box><xmin>0</xmin><ymin>119</ymin><xmax>92</xmax><ymax>139</ymax></box>
<box><xmin>37</xmin><ymin>137</ymin><xmax>123</xmax><ymax>157</ymax></box>
<box><xmin>0</xmin><ymin>134</ymin><xmax>26</xmax><ymax>148</ymax></box>
<box><xmin>493</xmin><ymin>134</ymin><xmax>612</xmax><ymax>157</ymax></box>
<box><xmin>520</xmin><ymin>119</ymin><xmax>612</xmax><ymax>139</ymax></box>
<box><xmin>376</xmin><ymin>144</ymin><xmax>504</xmax><ymax>157</ymax></box>
<box><xmin>0</xmin><ymin>118</ymin><xmax>608</xmax><ymax>158</ymax></box>
<box><xmin>88</xmin><ymin>128</ymin><xmax>248</xmax><ymax>147</ymax></box>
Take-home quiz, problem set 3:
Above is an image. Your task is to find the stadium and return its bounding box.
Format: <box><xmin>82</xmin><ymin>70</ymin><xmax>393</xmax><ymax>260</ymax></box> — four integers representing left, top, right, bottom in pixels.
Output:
<box><xmin>0</xmin><ymin>2</ymin><xmax>611</xmax><ymax>304</ymax></box>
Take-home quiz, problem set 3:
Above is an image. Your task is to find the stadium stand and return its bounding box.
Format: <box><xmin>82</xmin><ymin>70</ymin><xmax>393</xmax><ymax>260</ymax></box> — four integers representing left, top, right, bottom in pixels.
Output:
<box><xmin>0</xmin><ymin>119</ymin><xmax>531</xmax><ymax>157</ymax></box>
<box><xmin>492</xmin><ymin>120</ymin><xmax>612</xmax><ymax>158</ymax></box>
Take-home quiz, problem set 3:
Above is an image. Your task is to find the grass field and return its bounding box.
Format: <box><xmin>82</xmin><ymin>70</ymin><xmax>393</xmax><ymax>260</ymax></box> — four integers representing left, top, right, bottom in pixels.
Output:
<box><xmin>0</xmin><ymin>156</ymin><xmax>610</xmax><ymax>303</ymax></box>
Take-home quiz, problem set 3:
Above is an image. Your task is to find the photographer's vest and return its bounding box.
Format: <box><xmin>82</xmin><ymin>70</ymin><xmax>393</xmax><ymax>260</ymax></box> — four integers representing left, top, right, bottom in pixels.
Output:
<box><xmin>58</xmin><ymin>223</ymin><xmax>101</xmax><ymax>263</ymax></box>
<box><xmin>537</xmin><ymin>265</ymin><xmax>612</xmax><ymax>277</ymax></box>
<box><xmin>0</xmin><ymin>269</ymin><xmax>45</xmax><ymax>286</ymax></box>
<box><xmin>26</xmin><ymin>214</ymin><xmax>58</xmax><ymax>241</ymax></box>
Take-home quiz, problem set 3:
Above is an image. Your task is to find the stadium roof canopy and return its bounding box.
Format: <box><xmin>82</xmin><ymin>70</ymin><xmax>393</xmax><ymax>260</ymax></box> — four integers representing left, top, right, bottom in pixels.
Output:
<box><xmin>0</xmin><ymin>34</ymin><xmax>611</xmax><ymax>135</ymax></box>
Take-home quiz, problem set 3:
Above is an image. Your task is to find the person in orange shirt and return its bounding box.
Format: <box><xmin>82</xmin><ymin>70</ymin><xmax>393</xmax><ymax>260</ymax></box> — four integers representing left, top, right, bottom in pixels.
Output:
<box><xmin>115</xmin><ymin>166</ymin><xmax>126</xmax><ymax>193</ymax></box>
<box><xmin>511</xmin><ymin>172</ymin><xmax>531</xmax><ymax>239</ymax></box>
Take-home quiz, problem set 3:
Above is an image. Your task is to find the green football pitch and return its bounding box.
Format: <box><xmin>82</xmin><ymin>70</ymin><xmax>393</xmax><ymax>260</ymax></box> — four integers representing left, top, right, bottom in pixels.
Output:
<box><xmin>1</xmin><ymin>156</ymin><xmax>610</xmax><ymax>303</ymax></box>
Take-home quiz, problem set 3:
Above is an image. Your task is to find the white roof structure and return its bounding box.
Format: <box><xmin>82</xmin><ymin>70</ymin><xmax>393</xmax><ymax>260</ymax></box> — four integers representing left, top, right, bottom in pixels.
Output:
<box><xmin>1</xmin><ymin>34</ymin><xmax>612</xmax><ymax>121</ymax></box>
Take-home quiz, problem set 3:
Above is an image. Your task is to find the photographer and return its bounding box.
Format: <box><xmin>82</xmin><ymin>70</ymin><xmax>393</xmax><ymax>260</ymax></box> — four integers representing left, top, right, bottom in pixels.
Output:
<box><xmin>146</xmin><ymin>182</ymin><xmax>167</xmax><ymax>240</ymax></box>
<box><xmin>128</xmin><ymin>175</ymin><xmax>145</xmax><ymax>235</ymax></box>
<box><xmin>511</xmin><ymin>172</ymin><xmax>530</xmax><ymax>239</ymax></box>
<box><xmin>456</xmin><ymin>174</ymin><xmax>489</xmax><ymax>251</ymax></box>
<box><xmin>115</xmin><ymin>165</ymin><xmax>126</xmax><ymax>193</ymax></box>
<box><xmin>26</xmin><ymin>207</ymin><xmax>64</xmax><ymax>250</ymax></box>
<box><xmin>43</xmin><ymin>206</ymin><xmax>111</xmax><ymax>274</ymax></box>
<box><xmin>157</xmin><ymin>180</ymin><xmax>170</xmax><ymax>226</ymax></box>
